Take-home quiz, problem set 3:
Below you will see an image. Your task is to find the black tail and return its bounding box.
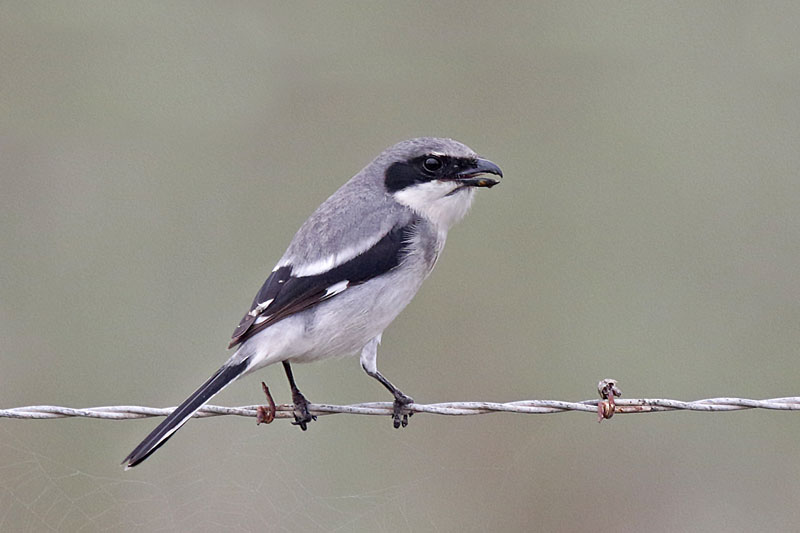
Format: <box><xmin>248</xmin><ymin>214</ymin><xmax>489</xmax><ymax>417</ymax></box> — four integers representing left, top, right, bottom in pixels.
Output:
<box><xmin>122</xmin><ymin>360</ymin><xmax>249</xmax><ymax>469</ymax></box>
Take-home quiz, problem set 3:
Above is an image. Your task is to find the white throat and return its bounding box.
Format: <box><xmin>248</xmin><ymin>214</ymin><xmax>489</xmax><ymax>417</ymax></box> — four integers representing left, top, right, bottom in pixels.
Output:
<box><xmin>393</xmin><ymin>181</ymin><xmax>476</xmax><ymax>234</ymax></box>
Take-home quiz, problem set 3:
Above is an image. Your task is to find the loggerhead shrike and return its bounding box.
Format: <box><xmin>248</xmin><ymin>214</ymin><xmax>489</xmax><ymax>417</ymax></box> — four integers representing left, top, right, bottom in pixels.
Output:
<box><xmin>123</xmin><ymin>137</ymin><xmax>502</xmax><ymax>468</ymax></box>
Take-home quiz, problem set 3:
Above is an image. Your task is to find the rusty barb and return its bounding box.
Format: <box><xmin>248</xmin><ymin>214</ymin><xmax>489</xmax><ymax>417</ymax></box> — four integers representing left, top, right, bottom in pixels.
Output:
<box><xmin>597</xmin><ymin>378</ymin><xmax>622</xmax><ymax>422</ymax></box>
<box><xmin>256</xmin><ymin>382</ymin><xmax>276</xmax><ymax>425</ymax></box>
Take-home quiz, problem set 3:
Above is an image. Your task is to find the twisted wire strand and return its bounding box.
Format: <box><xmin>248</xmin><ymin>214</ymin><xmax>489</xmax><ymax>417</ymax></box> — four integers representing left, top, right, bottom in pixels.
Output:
<box><xmin>3</xmin><ymin>396</ymin><xmax>800</xmax><ymax>420</ymax></box>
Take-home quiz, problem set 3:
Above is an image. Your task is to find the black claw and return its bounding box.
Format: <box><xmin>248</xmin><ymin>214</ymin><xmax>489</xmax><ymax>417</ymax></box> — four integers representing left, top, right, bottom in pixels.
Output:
<box><xmin>392</xmin><ymin>393</ymin><xmax>413</xmax><ymax>429</ymax></box>
<box><xmin>292</xmin><ymin>416</ymin><xmax>316</xmax><ymax>431</ymax></box>
<box><xmin>290</xmin><ymin>391</ymin><xmax>316</xmax><ymax>431</ymax></box>
<box><xmin>282</xmin><ymin>361</ymin><xmax>316</xmax><ymax>431</ymax></box>
<box><xmin>291</xmin><ymin>410</ymin><xmax>316</xmax><ymax>430</ymax></box>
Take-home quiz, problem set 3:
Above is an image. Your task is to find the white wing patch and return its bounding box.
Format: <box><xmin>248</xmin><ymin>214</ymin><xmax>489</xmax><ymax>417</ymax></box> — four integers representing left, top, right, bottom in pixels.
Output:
<box><xmin>276</xmin><ymin>237</ymin><xmax>382</xmax><ymax>278</ymax></box>
<box><xmin>244</xmin><ymin>278</ymin><xmax>350</xmax><ymax>329</ymax></box>
<box><xmin>248</xmin><ymin>298</ymin><xmax>274</xmax><ymax>317</ymax></box>
<box><xmin>323</xmin><ymin>280</ymin><xmax>349</xmax><ymax>299</ymax></box>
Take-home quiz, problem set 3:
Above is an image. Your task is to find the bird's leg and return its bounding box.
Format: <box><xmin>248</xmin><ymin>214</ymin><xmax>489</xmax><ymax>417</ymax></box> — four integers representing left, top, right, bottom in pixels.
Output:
<box><xmin>367</xmin><ymin>369</ymin><xmax>414</xmax><ymax>429</ymax></box>
<box><xmin>282</xmin><ymin>361</ymin><xmax>316</xmax><ymax>430</ymax></box>
<box><xmin>359</xmin><ymin>336</ymin><xmax>414</xmax><ymax>428</ymax></box>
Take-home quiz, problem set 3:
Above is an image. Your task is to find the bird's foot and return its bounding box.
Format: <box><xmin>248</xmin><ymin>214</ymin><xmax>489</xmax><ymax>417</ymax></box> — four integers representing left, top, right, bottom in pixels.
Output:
<box><xmin>392</xmin><ymin>392</ymin><xmax>414</xmax><ymax>428</ymax></box>
<box><xmin>290</xmin><ymin>389</ymin><xmax>317</xmax><ymax>431</ymax></box>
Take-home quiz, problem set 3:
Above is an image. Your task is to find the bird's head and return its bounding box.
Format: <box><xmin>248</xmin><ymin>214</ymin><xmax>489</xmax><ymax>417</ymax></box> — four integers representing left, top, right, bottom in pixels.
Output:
<box><xmin>378</xmin><ymin>137</ymin><xmax>503</xmax><ymax>231</ymax></box>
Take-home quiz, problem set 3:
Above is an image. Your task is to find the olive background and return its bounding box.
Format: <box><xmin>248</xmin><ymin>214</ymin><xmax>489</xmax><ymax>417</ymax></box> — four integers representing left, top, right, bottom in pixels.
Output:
<box><xmin>2</xmin><ymin>2</ymin><xmax>800</xmax><ymax>531</ymax></box>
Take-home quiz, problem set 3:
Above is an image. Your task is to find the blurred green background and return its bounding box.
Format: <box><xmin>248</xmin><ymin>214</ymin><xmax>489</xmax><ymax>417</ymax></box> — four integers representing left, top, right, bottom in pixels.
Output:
<box><xmin>2</xmin><ymin>2</ymin><xmax>800</xmax><ymax>531</ymax></box>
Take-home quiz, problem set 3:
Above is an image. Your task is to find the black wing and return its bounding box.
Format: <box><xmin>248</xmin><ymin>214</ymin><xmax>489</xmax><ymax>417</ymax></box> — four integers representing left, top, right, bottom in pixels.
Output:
<box><xmin>229</xmin><ymin>222</ymin><xmax>416</xmax><ymax>348</ymax></box>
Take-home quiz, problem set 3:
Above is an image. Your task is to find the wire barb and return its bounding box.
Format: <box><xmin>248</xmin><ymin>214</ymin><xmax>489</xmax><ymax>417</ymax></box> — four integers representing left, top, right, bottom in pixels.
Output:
<box><xmin>596</xmin><ymin>378</ymin><xmax>623</xmax><ymax>421</ymax></box>
<box><xmin>256</xmin><ymin>382</ymin><xmax>276</xmax><ymax>425</ymax></box>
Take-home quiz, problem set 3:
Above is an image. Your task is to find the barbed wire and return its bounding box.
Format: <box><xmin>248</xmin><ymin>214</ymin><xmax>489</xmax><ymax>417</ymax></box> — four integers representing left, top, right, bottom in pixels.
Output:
<box><xmin>2</xmin><ymin>398</ymin><xmax>800</xmax><ymax>419</ymax></box>
<box><xmin>2</xmin><ymin>380</ymin><xmax>800</xmax><ymax>422</ymax></box>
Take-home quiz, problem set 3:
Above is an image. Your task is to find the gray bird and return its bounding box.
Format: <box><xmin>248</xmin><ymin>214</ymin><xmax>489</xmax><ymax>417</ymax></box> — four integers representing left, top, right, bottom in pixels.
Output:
<box><xmin>123</xmin><ymin>137</ymin><xmax>502</xmax><ymax>468</ymax></box>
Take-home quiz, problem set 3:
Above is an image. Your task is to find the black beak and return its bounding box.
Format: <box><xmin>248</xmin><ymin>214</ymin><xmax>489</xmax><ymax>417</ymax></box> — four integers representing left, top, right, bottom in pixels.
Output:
<box><xmin>454</xmin><ymin>157</ymin><xmax>503</xmax><ymax>188</ymax></box>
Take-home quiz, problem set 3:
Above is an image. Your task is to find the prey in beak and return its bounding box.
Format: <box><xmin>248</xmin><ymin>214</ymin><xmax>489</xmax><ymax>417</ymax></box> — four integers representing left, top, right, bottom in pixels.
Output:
<box><xmin>452</xmin><ymin>157</ymin><xmax>503</xmax><ymax>188</ymax></box>
<box><xmin>443</xmin><ymin>157</ymin><xmax>503</xmax><ymax>195</ymax></box>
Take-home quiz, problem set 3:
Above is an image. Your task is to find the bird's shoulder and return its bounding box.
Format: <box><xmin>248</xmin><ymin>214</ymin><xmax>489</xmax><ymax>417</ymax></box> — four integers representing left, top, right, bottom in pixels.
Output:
<box><xmin>229</xmin><ymin>201</ymin><xmax>420</xmax><ymax>349</ymax></box>
<box><xmin>281</xmin><ymin>179</ymin><xmax>413</xmax><ymax>268</ymax></box>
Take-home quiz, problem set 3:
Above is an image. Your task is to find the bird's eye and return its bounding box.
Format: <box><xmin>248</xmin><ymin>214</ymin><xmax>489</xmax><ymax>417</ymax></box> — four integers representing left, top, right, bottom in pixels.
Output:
<box><xmin>422</xmin><ymin>156</ymin><xmax>443</xmax><ymax>173</ymax></box>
